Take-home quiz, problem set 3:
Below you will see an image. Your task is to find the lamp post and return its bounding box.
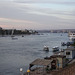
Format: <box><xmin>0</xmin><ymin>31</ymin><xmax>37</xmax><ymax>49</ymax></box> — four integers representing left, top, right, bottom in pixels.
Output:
<box><xmin>20</xmin><ymin>68</ymin><xmax>23</xmax><ymax>75</ymax></box>
<box><xmin>27</xmin><ymin>69</ymin><xmax>30</xmax><ymax>75</ymax></box>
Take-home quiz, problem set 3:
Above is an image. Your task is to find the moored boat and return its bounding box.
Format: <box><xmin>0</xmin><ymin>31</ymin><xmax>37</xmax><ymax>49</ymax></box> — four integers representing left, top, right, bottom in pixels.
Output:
<box><xmin>11</xmin><ymin>29</ymin><xmax>18</xmax><ymax>40</ymax></box>
<box><xmin>61</xmin><ymin>42</ymin><xmax>66</xmax><ymax>46</ymax></box>
<box><xmin>52</xmin><ymin>46</ymin><xmax>59</xmax><ymax>52</ymax></box>
<box><xmin>43</xmin><ymin>46</ymin><xmax>49</xmax><ymax>51</ymax></box>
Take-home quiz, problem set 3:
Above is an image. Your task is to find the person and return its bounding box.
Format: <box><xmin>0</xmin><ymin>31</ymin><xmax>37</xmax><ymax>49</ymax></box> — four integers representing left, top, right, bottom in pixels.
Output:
<box><xmin>46</xmin><ymin>65</ymin><xmax>50</xmax><ymax>73</ymax></box>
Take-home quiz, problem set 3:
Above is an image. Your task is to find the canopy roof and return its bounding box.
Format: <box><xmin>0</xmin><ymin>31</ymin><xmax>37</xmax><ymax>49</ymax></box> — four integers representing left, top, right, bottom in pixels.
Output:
<box><xmin>30</xmin><ymin>59</ymin><xmax>52</xmax><ymax>66</ymax></box>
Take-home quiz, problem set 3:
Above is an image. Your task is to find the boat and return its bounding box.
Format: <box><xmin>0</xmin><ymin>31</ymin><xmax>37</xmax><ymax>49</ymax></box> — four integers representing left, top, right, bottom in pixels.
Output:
<box><xmin>11</xmin><ymin>29</ymin><xmax>18</xmax><ymax>40</ymax></box>
<box><xmin>11</xmin><ymin>37</ymin><xmax>18</xmax><ymax>40</ymax></box>
<box><xmin>61</xmin><ymin>41</ymin><xmax>74</xmax><ymax>46</ymax></box>
<box><xmin>22</xmin><ymin>35</ymin><xmax>24</xmax><ymax>37</ymax></box>
<box><xmin>52</xmin><ymin>46</ymin><xmax>59</xmax><ymax>52</ymax></box>
<box><xmin>43</xmin><ymin>46</ymin><xmax>49</xmax><ymax>51</ymax></box>
<box><xmin>61</xmin><ymin>42</ymin><xmax>66</xmax><ymax>46</ymax></box>
<box><xmin>11</xmin><ymin>29</ymin><xmax>15</xmax><ymax>37</ymax></box>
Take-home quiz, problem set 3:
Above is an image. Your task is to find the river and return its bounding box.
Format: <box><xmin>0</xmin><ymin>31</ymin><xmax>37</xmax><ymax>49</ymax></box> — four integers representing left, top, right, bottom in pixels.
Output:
<box><xmin>0</xmin><ymin>33</ymin><xmax>69</xmax><ymax>75</ymax></box>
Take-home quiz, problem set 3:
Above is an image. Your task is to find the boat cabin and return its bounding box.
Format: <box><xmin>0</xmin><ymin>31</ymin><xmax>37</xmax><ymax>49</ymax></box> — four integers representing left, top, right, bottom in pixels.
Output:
<box><xmin>52</xmin><ymin>46</ymin><xmax>59</xmax><ymax>52</ymax></box>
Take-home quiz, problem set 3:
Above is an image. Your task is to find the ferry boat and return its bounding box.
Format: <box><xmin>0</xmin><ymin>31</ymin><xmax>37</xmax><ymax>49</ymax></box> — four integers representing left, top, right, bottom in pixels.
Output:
<box><xmin>43</xmin><ymin>46</ymin><xmax>49</xmax><ymax>51</ymax></box>
<box><xmin>52</xmin><ymin>46</ymin><xmax>59</xmax><ymax>52</ymax></box>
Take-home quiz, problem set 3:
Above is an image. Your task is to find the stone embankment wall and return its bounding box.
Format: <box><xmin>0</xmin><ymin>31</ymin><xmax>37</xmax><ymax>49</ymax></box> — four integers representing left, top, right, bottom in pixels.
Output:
<box><xmin>53</xmin><ymin>62</ymin><xmax>75</xmax><ymax>75</ymax></box>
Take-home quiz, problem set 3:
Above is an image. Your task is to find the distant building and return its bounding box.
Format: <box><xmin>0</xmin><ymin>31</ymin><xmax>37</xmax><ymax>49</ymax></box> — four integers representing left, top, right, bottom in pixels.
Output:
<box><xmin>45</xmin><ymin>55</ymin><xmax>66</xmax><ymax>69</ymax></box>
<box><xmin>0</xmin><ymin>27</ymin><xmax>2</xmax><ymax>35</ymax></box>
<box><xmin>0</xmin><ymin>27</ymin><xmax>2</xmax><ymax>30</ymax></box>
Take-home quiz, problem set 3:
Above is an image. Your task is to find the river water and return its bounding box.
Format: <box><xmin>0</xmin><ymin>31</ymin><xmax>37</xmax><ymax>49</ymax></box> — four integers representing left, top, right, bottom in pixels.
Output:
<box><xmin>0</xmin><ymin>33</ymin><xmax>69</xmax><ymax>75</ymax></box>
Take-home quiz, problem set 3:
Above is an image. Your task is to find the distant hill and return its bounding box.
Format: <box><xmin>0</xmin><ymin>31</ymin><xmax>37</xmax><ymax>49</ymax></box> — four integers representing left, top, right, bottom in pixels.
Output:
<box><xmin>37</xmin><ymin>29</ymin><xmax>75</xmax><ymax>33</ymax></box>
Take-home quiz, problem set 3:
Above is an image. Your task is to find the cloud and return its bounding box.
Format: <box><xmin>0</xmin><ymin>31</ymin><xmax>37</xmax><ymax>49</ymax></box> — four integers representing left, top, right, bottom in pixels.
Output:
<box><xmin>13</xmin><ymin>0</ymin><xmax>75</xmax><ymax>4</ymax></box>
<box><xmin>0</xmin><ymin>18</ymin><xmax>35</xmax><ymax>23</ymax></box>
<box><xmin>0</xmin><ymin>18</ymin><xmax>40</xmax><ymax>29</ymax></box>
<box><xmin>28</xmin><ymin>11</ymin><xmax>75</xmax><ymax>20</ymax></box>
<box><xmin>0</xmin><ymin>0</ymin><xmax>75</xmax><ymax>30</ymax></box>
<box><xmin>21</xmin><ymin>3</ymin><xmax>75</xmax><ymax>20</ymax></box>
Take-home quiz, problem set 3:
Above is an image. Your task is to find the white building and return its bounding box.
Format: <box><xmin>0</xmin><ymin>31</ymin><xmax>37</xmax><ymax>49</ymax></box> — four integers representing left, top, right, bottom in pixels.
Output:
<box><xmin>68</xmin><ymin>32</ymin><xmax>75</xmax><ymax>41</ymax></box>
<box><xmin>64</xmin><ymin>47</ymin><xmax>75</xmax><ymax>59</ymax></box>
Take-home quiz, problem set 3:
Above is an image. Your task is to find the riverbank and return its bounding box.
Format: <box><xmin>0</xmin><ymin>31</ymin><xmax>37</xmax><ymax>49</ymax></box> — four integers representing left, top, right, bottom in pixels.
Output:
<box><xmin>24</xmin><ymin>54</ymin><xmax>75</xmax><ymax>75</ymax></box>
<box><xmin>24</xmin><ymin>42</ymin><xmax>75</xmax><ymax>75</ymax></box>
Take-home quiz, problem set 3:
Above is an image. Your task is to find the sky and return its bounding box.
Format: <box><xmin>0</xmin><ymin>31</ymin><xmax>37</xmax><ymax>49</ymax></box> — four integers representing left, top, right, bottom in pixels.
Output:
<box><xmin>0</xmin><ymin>0</ymin><xmax>75</xmax><ymax>30</ymax></box>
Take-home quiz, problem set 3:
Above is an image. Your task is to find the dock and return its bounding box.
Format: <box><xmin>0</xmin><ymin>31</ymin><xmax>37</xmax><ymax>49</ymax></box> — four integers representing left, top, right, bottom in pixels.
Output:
<box><xmin>29</xmin><ymin>58</ymin><xmax>52</xmax><ymax>68</ymax></box>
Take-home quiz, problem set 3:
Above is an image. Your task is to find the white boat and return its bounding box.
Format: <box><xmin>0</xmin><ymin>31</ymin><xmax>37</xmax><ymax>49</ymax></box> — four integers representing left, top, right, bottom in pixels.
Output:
<box><xmin>68</xmin><ymin>32</ymin><xmax>75</xmax><ymax>41</ymax></box>
<box><xmin>11</xmin><ymin>29</ymin><xmax>15</xmax><ymax>37</ymax></box>
<box><xmin>12</xmin><ymin>37</ymin><xmax>18</xmax><ymax>40</ymax></box>
<box><xmin>52</xmin><ymin>46</ymin><xmax>59</xmax><ymax>52</ymax></box>
<box><xmin>11</xmin><ymin>29</ymin><xmax>18</xmax><ymax>40</ymax></box>
<box><xmin>43</xmin><ymin>46</ymin><xmax>49</xmax><ymax>51</ymax></box>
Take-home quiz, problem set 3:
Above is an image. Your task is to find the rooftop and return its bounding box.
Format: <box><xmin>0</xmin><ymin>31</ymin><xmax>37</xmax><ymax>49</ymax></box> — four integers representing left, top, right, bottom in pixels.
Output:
<box><xmin>30</xmin><ymin>59</ymin><xmax>52</xmax><ymax>66</ymax></box>
<box><xmin>65</xmin><ymin>47</ymin><xmax>75</xmax><ymax>51</ymax></box>
<box><xmin>50</xmin><ymin>55</ymin><xmax>66</xmax><ymax>58</ymax></box>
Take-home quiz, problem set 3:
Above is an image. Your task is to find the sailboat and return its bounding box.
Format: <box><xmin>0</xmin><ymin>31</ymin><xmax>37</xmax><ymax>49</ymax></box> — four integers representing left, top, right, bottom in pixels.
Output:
<box><xmin>11</xmin><ymin>29</ymin><xmax>15</xmax><ymax>37</ymax></box>
<box><xmin>11</xmin><ymin>29</ymin><xmax>18</xmax><ymax>40</ymax></box>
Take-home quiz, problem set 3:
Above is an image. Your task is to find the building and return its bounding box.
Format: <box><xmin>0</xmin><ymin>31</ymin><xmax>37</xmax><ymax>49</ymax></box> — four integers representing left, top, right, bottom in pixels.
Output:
<box><xmin>64</xmin><ymin>47</ymin><xmax>75</xmax><ymax>59</ymax></box>
<box><xmin>50</xmin><ymin>55</ymin><xmax>66</xmax><ymax>69</ymax></box>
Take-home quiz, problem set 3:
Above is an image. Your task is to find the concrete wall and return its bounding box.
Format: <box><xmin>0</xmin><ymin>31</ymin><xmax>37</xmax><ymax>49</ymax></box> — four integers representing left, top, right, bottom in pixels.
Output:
<box><xmin>57</xmin><ymin>58</ymin><xmax>63</xmax><ymax>68</ymax></box>
<box><xmin>72</xmin><ymin>50</ymin><xmax>75</xmax><ymax>59</ymax></box>
<box><xmin>56</xmin><ymin>57</ymin><xmax>66</xmax><ymax>69</ymax></box>
<box><xmin>53</xmin><ymin>62</ymin><xmax>75</xmax><ymax>75</ymax></box>
<box><xmin>62</xmin><ymin>58</ymin><xmax>66</xmax><ymax>68</ymax></box>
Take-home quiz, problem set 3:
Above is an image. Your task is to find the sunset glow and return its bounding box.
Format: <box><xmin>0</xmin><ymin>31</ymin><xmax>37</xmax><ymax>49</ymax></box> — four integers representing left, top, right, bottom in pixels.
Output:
<box><xmin>0</xmin><ymin>0</ymin><xmax>75</xmax><ymax>30</ymax></box>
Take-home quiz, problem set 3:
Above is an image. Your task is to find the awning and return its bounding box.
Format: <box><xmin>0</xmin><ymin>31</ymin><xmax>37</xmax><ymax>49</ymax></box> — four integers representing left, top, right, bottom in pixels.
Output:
<box><xmin>30</xmin><ymin>59</ymin><xmax>52</xmax><ymax>66</ymax></box>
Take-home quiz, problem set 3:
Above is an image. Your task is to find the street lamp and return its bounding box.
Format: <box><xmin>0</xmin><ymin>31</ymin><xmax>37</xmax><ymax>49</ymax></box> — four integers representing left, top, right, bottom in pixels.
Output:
<box><xmin>27</xmin><ymin>69</ymin><xmax>30</xmax><ymax>75</ymax></box>
<box><xmin>20</xmin><ymin>68</ymin><xmax>23</xmax><ymax>75</ymax></box>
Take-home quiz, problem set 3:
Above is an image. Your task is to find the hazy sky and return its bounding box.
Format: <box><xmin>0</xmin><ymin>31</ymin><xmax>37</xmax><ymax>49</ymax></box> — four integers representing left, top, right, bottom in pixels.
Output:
<box><xmin>0</xmin><ymin>0</ymin><xmax>75</xmax><ymax>30</ymax></box>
